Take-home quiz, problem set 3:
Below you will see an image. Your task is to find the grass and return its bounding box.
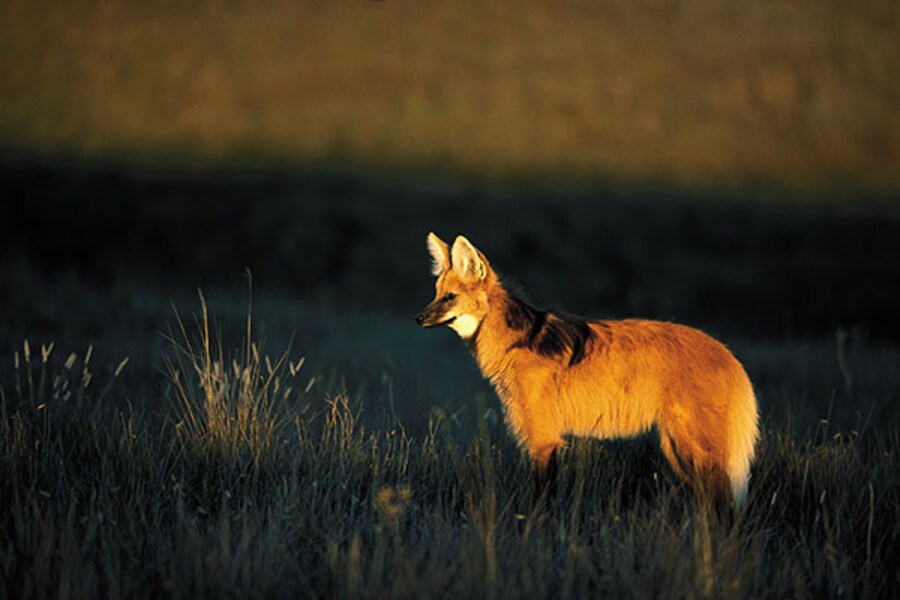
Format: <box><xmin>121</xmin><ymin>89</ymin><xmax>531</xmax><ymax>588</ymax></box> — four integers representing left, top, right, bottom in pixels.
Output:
<box><xmin>1</xmin><ymin>0</ymin><xmax>899</xmax><ymax>186</ymax></box>
<box><xmin>164</xmin><ymin>288</ymin><xmax>295</xmax><ymax>462</ymax></box>
<box><xmin>2</xmin><ymin>149</ymin><xmax>898</xmax><ymax>596</ymax></box>
<box><xmin>2</xmin><ymin>293</ymin><xmax>899</xmax><ymax>598</ymax></box>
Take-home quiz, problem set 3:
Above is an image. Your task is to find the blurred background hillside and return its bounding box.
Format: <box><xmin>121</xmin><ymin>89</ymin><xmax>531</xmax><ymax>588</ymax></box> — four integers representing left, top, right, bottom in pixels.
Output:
<box><xmin>2</xmin><ymin>0</ymin><xmax>899</xmax><ymax>185</ymax></box>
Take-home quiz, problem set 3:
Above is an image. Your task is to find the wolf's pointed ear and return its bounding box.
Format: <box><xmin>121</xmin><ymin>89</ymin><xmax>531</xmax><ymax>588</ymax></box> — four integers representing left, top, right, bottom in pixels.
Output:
<box><xmin>427</xmin><ymin>232</ymin><xmax>451</xmax><ymax>276</ymax></box>
<box><xmin>452</xmin><ymin>235</ymin><xmax>488</xmax><ymax>282</ymax></box>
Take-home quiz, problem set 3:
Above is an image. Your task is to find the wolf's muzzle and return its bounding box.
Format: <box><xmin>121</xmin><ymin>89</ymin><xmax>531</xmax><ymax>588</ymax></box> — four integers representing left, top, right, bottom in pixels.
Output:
<box><xmin>415</xmin><ymin>302</ymin><xmax>453</xmax><ymax>328</ymax></box>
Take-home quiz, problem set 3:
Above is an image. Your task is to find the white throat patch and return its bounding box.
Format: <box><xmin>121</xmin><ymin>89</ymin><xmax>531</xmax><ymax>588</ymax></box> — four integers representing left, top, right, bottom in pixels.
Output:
<box><xmin>449</xmin><ymin>314</ymin><xmax>480</xmax><ymax>339</ymax></box>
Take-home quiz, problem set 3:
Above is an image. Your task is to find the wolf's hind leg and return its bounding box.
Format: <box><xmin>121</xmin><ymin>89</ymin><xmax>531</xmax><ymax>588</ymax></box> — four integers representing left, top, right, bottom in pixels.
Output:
<box><xmin>660</xmin><ymin>429</ymin><xmax>732</xmax><ymax>507</ymax></box>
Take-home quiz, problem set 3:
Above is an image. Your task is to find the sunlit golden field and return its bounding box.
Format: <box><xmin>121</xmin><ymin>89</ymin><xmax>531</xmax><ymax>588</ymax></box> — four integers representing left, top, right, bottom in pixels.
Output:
<box><xmin>2</xmin><ymin>0</ymin><xmax>899</xmax><ymax>184</ymax></box>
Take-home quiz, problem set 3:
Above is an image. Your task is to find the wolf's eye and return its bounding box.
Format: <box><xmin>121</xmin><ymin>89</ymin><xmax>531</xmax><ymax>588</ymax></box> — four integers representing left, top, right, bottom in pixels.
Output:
<box><xmin>442</xmin><ymin>293</ymin><xmax>457</xmax><ymax>302</ymax></box>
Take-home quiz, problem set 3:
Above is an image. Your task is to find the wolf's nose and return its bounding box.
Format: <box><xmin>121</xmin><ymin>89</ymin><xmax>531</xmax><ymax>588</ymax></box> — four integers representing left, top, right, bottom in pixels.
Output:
<box><xmin>415</xmin><ymin>313</ymin><xmax>425</xmax><ymax>325</ymax></box>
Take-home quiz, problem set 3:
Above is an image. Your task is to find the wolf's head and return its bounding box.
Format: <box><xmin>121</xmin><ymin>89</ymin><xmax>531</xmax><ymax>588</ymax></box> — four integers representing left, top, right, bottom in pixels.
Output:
<box><xmin>415</xmin><ymin>233</ymin><xmax>496</xmax><ymax>339</ymax></box>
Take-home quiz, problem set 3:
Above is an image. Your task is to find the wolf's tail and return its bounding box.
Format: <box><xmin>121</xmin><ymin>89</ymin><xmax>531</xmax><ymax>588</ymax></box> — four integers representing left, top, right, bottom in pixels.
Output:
<box><xmin>726</xmin><ymin>379</ymin><xmax>760</xmax><ymax>508</ymax></box>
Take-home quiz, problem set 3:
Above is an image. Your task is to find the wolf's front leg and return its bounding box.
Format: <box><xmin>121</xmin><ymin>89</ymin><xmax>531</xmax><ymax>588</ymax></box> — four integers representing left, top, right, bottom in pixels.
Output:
<box><xmin>529</xmin><ymin>440</ymin><xmax>562</xmax><ymax>498</ymax></box>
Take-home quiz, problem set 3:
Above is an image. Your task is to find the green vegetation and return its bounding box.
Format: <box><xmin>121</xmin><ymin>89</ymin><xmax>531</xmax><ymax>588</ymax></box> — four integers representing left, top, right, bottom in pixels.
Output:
<box><xmin>2</xmin><ymin>0</ymin><xmax>899</xmax><ymax>185</ymax></box>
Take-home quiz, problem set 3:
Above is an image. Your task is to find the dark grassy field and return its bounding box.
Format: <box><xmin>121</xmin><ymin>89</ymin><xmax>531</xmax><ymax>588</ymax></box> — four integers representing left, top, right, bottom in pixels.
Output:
<box><xmin>2</xmin><ymin>155</ymin><xmax>900</xmax><ymax>598</ymax></box>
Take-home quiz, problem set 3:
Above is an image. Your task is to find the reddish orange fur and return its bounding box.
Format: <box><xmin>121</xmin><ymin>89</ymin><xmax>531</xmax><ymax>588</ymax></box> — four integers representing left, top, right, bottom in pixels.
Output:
<box><xmin>417</xmin><ymin>233</ymin><xmax>759</xmax><ymax>506</ymax></box>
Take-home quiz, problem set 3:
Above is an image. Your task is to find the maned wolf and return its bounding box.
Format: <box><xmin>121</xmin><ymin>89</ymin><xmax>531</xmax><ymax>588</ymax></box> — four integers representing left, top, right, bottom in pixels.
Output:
<box><xmin>415</xmin><ymin>233</ymin><xmax>759</xmax><ymax>507</ymax></box>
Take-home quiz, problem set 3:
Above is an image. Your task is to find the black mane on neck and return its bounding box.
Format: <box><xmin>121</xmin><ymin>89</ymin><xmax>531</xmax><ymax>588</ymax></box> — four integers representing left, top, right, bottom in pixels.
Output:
<box><xmin>504</xmin><ymin>293</ymin><xmax>596</xmax><ymax>366</ymax></box>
